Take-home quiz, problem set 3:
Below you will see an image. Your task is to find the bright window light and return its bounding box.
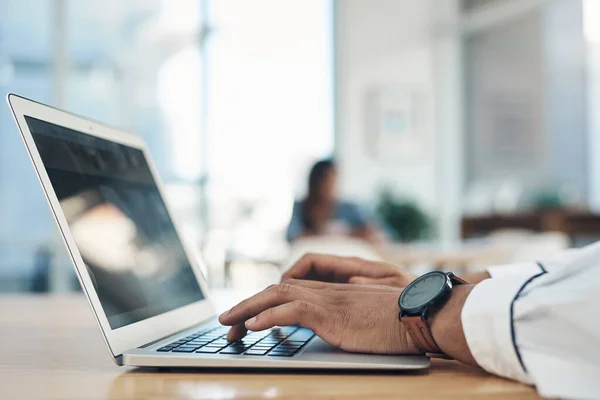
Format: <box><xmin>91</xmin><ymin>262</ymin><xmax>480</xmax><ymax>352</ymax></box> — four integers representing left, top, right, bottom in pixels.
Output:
<box><xmin>584</xmin><ymin>0</ymin><xmax>600</xmax><ymax>43</ymax></box>
<box><xmin>157</xmin><ymin>46</ymin><xmax>204</xmax><ymax>180</ymax></box>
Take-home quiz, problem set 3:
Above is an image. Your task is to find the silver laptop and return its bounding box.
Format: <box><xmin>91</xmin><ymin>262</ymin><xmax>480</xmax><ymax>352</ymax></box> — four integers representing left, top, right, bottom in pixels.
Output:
<box><xmin>6</xmin><ymin>93</ymin><xmax>428</xmax><ymax>371</ymax></box>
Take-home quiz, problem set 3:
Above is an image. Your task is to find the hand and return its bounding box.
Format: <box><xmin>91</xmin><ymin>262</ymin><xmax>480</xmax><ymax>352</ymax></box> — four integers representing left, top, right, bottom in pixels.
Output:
<box><xmin>219</xmin><ymin>279</ymin><xmax>421</xmax><ymax>355</ymax></box>
<box><xmin>282</xmin><ymin>253</ymin><xmax>417</xmax><ymax>288</ymax></box>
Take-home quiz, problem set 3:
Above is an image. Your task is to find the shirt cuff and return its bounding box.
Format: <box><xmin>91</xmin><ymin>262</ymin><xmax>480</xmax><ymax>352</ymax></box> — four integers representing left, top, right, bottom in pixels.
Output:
<box><xmin>487</xmin><ymin>262</ymin><xmax>544</xmax><ymax>279</ymax></box>
<box><xmin>461</xmin><ymin>276</ymin><xmax>534</xmax><ymax>384</ymax></box>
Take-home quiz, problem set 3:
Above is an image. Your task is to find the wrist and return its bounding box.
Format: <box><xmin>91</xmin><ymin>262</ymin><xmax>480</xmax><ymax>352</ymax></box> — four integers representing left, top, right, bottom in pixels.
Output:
<box><xmin>463</xmin><ymin>271</ymin><xmax>491</xmax><ymax>284</ymax></box>
<box><xmin>429</xmin><ymin>284</ymin><xmax>479</xmax><ymax>366</ymax></box>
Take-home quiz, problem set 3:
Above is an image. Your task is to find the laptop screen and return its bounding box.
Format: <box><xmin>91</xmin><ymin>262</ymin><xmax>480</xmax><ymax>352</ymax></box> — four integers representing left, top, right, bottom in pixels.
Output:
<box><xmin>25</xmin><ymin>116</ymin><xmax>205</xmax><ymax>329</ymax></box>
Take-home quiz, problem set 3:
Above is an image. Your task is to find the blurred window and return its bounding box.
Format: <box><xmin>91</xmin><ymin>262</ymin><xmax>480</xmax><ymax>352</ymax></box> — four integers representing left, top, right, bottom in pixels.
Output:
<box><xmin>0</xmin><ymin>0</ymin><xmax>333</xmax><ymax>291</ymax></box>
<box><xmin>0</xmin><ymin>0</ymin><xmax>55</xmax><ymax>290</ymax></box>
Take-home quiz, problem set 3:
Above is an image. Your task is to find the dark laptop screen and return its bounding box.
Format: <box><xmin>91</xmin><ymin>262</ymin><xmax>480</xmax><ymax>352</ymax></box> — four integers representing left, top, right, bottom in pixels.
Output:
<box><xmin>25</xmin><ymin>116</ymin><xmax>205</xmax><ymax>329</ymax></box>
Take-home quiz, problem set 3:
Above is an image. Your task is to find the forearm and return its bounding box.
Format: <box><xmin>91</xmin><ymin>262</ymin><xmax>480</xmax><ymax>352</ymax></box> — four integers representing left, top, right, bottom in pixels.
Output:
<box><xmin>429</xmin><ymin>284</ymin><xmax>478</xmax><ymax>366</ymax></box>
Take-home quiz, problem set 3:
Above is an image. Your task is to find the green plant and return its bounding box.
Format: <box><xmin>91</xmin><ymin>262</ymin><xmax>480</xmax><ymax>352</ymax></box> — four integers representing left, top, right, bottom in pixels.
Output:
<box><xmin>376</xmin><ymin>189</ymin><xmax>432</xmax><ymax>242</ymax></box>
<box><xmin>530</xmin><ymin>188</ymin><xmax>566</xmax><ymax>210</ymax></box>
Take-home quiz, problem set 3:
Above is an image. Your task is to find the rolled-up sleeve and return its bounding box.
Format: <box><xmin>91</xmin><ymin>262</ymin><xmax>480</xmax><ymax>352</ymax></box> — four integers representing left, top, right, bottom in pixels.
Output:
<box><xmin>462</xmin><ymin>242</ymin><xmax>600</xmax><ymax>399</ymax></box>
<box><xmin>486</xmin><ymin>247</ymin><xmax>582</xmax><ymax>279</ymax></box>
<box><xmin>461</xmin><ymin>275</ymin><xmax>535</xmax><ymax>384</ymax></box>
<box><xmin>487</xmin><ymin>262</ymin><xmax>545</xmax><ymax>279</ymax></box>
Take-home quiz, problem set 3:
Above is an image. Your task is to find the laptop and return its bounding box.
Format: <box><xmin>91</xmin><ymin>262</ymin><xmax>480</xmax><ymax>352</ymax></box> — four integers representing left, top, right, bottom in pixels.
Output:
<box><xmin>6</xmin><ymin>93</ymin><xmax>429</xmax><ymax>371</ymax></box>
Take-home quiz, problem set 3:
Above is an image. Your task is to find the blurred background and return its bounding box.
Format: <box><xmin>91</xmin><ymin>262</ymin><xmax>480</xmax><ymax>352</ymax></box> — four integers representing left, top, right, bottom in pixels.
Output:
<box><xmin>1</xmin><ymin>0</ymin><xmax>600</xmax><ymax>293</ymax></box>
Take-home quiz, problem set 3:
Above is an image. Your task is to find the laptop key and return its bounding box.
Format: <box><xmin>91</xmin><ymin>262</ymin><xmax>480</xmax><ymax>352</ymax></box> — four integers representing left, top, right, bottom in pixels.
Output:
<box><xmin>275</xmin><ymin>326</ymin><xmax>298</xmax><ymax>335</ymax></box>
<box><xmin>282</xmin><ymin>340</ymin><xmax>306</xmax><ymax>346</ymax></box>
<box><xmin>196</xmin><ymin>340</ymin><xmax>216</xmax><ymax>345</ymax></box>
<box><xmin>275</xmin><ymin>345</ymin><xmax>300</xmax><ymax>351</ymax></box>
<box><xmin>234</xmin><ymin>340</ymin><xmax>256</xmax><ymax>347</ymax></box>
<box><xmin>273</xmin><ymin>347</ymin><xmax>299</xmax><ymax>354</ymax></box>
<box><xmin>157</xmin><ymin>346</ymin><xmax>173</xmax><ymax>352</ymax></box>
<box><xmin>251</xmin><ymin>344</ymin><xmax>274</xmax><ymax>349</ymax></box>
<box><xmin>209</xmin><ymin>341</ymin><xmax>230</xmax><ymax>347</ymax></box>
<box><xmin>270</xmin><ymin>333</ymin><xmax>288</xmax><ymax>339</ymax></box>
<box><xmin>246</xmin><ymin>332</ymin><xmax>269</xmax><ymax>339</ymax></box>
<box><xmin>196</xmin><ymin>347</ymin><xmax>221</xmax><ymax>354</ymax></box>
<box><xmin>286</xmin><ymin>329</ymin><xmax>315</xmax><ymax>342</ymax></box>
<box><xmin>203</xmin><ymin>345</ymin><xmax>227</xmax><ymax>350</ymax></box>
<box><xmin>268</xmin><ymin>351</ymin><xmax>296</xmax><ymax>357</ymax></box>
<box><xmin>258</xmin><ymin>339</ymin><xmax>281</xmax><ymax>344</ymax></box>
<box><xmin>172</xmin><ymin>347</ymin><xmax>198</xmax><ymax>353</ymax></box>
<box><xmin>245</xmin><ymin>348</ymin><xmax>270</xmax><ymax>356</ymax></box>
<box><xmin>220</xmin><ymin>347</ymin><xmax>247</xmax><ymax>354</ymax></box>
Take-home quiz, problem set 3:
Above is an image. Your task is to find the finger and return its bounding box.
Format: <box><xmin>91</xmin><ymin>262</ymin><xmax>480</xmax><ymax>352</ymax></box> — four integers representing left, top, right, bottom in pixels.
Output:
<box><xmin>348</xmin><ymin>276</ymin><xmax>406</xmax><ymax>287</ymax></box>
<box><xmin>282</xmin><ymin>253</ymin><xmax>398</xmax><ymax>282</ymax></box>
<box><xmin>281</xmin><ymin>253</ymin><xmax>336</xmax><ymax>281</ymax></box>
<box><xmin>245</xmin><ymin>300</ymin><xmax>326</xmax><ymax>332</ymax></box>
<box><xmin>287</xmin><ymin>279</ymin><xmax>398</xmax><ymax>292</ymax></box>
<box><xmin>219</xmin><ymin>283</ymin><xmax>322</xmax><ymax>326</ymax></box>
<box><xmin>226</xmin><ymin>323</ymin><xmax>248</xmax><ymax>342</ymax></box>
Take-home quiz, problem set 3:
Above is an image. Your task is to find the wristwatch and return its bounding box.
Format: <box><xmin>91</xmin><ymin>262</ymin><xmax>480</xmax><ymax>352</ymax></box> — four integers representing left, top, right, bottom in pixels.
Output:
<box><xmin>398</xmin><ymin>271</ymin><xmax>467</xmax><ymax>357</ymax></box>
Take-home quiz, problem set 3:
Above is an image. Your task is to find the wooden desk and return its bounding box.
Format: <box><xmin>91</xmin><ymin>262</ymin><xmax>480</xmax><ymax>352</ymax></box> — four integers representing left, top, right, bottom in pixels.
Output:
<box><xmin>0</xmin><ymin>295</ymin><xmax>540</xmax><ymax>399</ymax></box>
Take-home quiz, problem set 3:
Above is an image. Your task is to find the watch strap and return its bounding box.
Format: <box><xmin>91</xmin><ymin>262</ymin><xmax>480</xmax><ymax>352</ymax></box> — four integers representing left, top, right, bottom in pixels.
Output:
<box><xmin>403</xmin><ymin>315</ymin><xmax>443</xmax><ymax>354</ymax></box>
<box><xmin>402</xmin><ymin>272</ymin><xmax>467</xmax><ymax>356</ymax></box>
<box><xmin>449</xmin><ymin>273</ymin><xmax>468</xmax><ymax>286</ymax></box>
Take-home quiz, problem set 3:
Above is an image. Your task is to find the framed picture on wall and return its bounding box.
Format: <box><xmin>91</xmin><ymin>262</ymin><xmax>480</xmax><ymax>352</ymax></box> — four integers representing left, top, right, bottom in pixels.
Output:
<box><xmin>365</xmin><ymin>86</ymin><xmax>425</xmax><ymax>164</ymax></box>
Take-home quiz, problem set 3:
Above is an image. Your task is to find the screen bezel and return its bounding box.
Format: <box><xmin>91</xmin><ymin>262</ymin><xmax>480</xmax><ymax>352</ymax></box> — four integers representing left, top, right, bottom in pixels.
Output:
<box><xmin>6</xmin><ymin>93</ymin><xmax>215</xmax><ymax>358</ymax></box>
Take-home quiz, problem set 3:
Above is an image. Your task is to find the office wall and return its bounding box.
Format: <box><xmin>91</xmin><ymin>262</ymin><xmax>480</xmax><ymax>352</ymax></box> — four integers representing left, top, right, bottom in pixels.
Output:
<box><xmin>334</xmin><ymin>0</ymin><xmax>439</xmax><ymax>211</ymax></box>
<box><xmin>465</xmin><ymin>0</ymin><xmax>587</xmax><ymax>203</ymax></box>
<box><xmin>334</xmin><ymin>0</ymin><xmax>588</xmax><ymax>242</ymax></box>
<box><xmin>543</xmin><ymin>0</ymin><xmax>587</xmax><ymax>200</ymax></box>
<box><xmin>465</xmin><ymin>11</ymin><xmax>546</xmax><ymax>186</ymax></box>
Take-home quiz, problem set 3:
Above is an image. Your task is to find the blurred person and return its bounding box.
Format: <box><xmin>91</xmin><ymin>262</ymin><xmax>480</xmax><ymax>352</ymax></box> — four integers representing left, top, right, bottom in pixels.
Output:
<box><xmin>220</xmin><ymin>251</ymin><xmax>600</xmax><ymax>399</ymax></box>
<box><xmin>286</xmin><ymin>159</ymin><xmax>381</xmax><ymax>243</ymax></box>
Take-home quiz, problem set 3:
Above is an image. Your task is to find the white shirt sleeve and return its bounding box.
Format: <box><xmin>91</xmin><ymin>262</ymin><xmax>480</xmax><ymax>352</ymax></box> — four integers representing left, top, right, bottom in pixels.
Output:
<box><xmin>462</xmin><ymin>242</ymin><xmax>600</xmax><ymax>399</ymax></box>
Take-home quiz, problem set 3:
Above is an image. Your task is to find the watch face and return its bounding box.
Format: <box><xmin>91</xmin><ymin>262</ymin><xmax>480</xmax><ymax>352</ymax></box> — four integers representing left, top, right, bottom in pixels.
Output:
<box><xmin>400</xmin><ymin>272</ymin><xmax>448</xmax><ymax>311</ymax></box>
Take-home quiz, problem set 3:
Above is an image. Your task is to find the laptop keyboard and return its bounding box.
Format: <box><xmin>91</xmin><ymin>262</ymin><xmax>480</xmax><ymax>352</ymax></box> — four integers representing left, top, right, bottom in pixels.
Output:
<box><xmin>156</xmin><ymin>325</ymin><xmax>315</xmax><ymax>357</ymax></box>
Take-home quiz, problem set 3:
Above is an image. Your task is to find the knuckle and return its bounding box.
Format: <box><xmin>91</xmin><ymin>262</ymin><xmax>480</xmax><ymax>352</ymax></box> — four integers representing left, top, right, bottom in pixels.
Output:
<box><xmin>293</xmin><ymin>300</ymin><xmax>311</xmax><ymax>315</ymax></box>
<box><xmin>301</xmin><ymin>253</ymin><xmax>315</xmax><ymax>262</ymax></box>
<box><xmin>328</xmin><ymin>294</ymin><xmax>346</xmax><ymax>306</ymax></box>
<box><xmin>275</xmin><ymin>283</ymin><xmax>293</xmax><ymax>296</ymax></box>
